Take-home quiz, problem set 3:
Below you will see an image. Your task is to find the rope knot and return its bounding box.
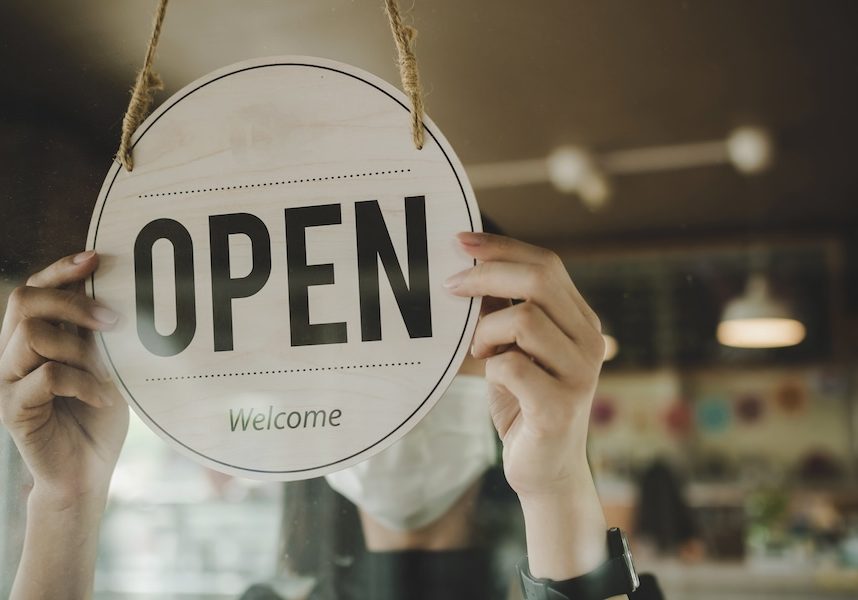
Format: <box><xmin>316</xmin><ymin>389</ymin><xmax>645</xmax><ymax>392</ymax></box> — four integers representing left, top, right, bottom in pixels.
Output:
<box><xmin>116</xmin><ymin>0</ymin><xmax>169</xmax><ymax>171</ymax></box>
<box><xmin>385</xmin><ymin>1</ymin><xmax>426</xmax><ymax>150</ymax></box>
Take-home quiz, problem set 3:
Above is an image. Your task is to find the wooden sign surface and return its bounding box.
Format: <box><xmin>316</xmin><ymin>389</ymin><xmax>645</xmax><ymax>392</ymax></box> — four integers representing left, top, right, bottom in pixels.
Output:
<box><xmin>86</xmin><ymin>56</ymin><xmax>481</xmax><ymax>480</ymax></box>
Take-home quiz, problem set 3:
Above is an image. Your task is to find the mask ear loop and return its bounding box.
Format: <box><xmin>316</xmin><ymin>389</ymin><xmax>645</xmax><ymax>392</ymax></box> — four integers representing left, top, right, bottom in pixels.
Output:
<box><xmin>116</xmin><ymin>0</ymin><xmax>427</xmax><ymax>172</ymax></box>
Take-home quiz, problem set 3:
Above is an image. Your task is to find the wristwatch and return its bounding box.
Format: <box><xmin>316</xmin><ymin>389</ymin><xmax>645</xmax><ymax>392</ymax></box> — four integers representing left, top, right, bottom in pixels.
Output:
<box><xmin>518</xmin><ymin>528</ymin><xmax>640</xmax><ymax>600</ymax></box>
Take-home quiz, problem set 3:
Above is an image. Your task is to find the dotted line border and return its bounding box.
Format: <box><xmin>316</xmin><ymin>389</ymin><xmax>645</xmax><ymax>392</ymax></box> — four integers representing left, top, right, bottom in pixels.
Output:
<box><xmin>138</xmin><ymin>169</ymin><xmax>412</xmax><ymax>199</ymax></box>
<box><xmin>145</xmin><ymin>361</ymin><xmax>422</xmax><ymax>382</ymax></box>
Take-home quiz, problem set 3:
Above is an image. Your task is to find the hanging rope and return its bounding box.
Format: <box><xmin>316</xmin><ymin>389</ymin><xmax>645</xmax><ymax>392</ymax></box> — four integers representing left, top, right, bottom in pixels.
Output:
<box><xmin>117</xmin><ymin>0</ymin><xmax>427</xmax><ymax>171</ymax></box>
<box><xmin>384</xmin><ymin>0</ymin><xmax>426</xmax><ymax>150</ymax></box>
<box><xmin>117</xmin><ymin>0</ymin><xmax>169</xmax><ymax>171</ymax></box>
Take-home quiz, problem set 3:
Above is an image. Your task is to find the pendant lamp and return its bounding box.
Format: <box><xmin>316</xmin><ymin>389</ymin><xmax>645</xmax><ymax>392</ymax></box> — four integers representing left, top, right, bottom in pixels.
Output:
<box><xmin>717</xmin><ymin>274</ymin><xmax>805</xmax><ymax>348</ymax></box>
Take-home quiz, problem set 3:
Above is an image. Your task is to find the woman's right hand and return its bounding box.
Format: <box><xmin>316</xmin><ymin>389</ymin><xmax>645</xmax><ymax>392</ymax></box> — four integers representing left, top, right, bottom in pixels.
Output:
<box><xmin>0</xmin><ymin>251</ymin><xmax>128</xmax><ymax>505</ymax></box>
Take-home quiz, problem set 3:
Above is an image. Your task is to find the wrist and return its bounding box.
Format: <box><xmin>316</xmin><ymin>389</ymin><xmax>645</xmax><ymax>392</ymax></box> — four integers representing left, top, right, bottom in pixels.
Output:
<box><xmin>28</xmin><ymin>481</ymin><xmax>109</xmax><ymax>523</ymax></box>
<box><xmin>518</xmin><ymin>471</ymin><xmax>608</xmax><ymax>581</ymax></box>
<box><xmin>515</xmin><ymin>454</ymin><xmax>595</xmax><ymax>509</ymax></box>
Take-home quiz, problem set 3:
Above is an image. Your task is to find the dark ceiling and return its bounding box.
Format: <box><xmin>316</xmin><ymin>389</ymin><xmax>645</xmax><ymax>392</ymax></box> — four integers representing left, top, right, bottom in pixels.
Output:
<box><xmin>2</xmin><ymin>0</ymin><xmax>858</xmax><ymax>277</ymax></box>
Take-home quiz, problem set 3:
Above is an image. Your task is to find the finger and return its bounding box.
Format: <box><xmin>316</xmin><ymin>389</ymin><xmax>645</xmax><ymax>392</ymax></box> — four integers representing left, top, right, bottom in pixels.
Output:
<box><xmin>25</xmin><ymin>250</ymin><xmax>99</xmax><ymax>288</ymax></box>
<box><xmin>79</xmin><ymin>328</ymin><xmax>111</xmax><ymax>384</ymax></box>
<box><xmin>472</xmin><ymin>302</ymin><xmax>599</xmax><ymax>375</ymax></box>
<box><xmin>0</xmin><ymin>318</ymin><xmax>110</xmax><ymax>382</ymax></box>
<box><xmin>484</xmin><ymin>350</ymin><xmax>577</xmax><ymax>433</ymax></box>
<box><xmin>458</xmin><ymin>232</ymin><xmax>559</xmax><ymax>267</ymax></box>
<box><xmin>2</xmin><ymin>287</ymin><xmax>118</xmax><ymax>349</ymax></box>
<box><xmin>476</xmin><ymin>295</ymin><xmax>515</xmax><ymax>355</ymax></box>
<box><xmin>456</xmin><ymin>232</ymin><xmax>601</xmax><ymax>332</ymax></box>
<box><xmin>11</xmin><ymin>361</ymin><xmax>111</xmax><ymax>414</ymax></box>
<box><xmin>447</xmin><ymin>261</ymin><xmax>604</xmax><ymax>356</ymax></box>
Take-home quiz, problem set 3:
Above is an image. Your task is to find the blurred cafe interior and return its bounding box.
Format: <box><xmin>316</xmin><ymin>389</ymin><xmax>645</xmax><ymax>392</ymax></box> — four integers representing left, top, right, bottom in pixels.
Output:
<box><xmin>2</xmin><ymin>1</ymin><xmax>858</xmax><ymax>599</ymax></box>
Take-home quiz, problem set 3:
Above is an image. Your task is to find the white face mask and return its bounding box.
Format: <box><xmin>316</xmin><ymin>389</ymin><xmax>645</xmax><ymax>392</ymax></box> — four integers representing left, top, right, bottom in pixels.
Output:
<box><xmin>324</xmin><ymin>375</ymin><xmax>497</xmax><ymax>531</ymax></box>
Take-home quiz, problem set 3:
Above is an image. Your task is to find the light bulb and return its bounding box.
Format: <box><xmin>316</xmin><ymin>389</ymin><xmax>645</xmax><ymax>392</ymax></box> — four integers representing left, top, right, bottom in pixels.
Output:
<box><xmin>726</xmin><ymin>126</ymin><xmax>773</xmax><ymax>174</ymax></box>
<box><xmin>579</xmin><ymin>172</ymin><xmax>612</xmax><ymax>211</ymax></box>
<box><xmin>602</xmin><ymin>334</ymin><xmax>619</xmax><ymax>361</ymax></box>
<box><xmin>717</xmin><ymin>318</ymin><xmax>806</xmax><ymax>348</ymax></box>
<box><xmin>547</xmin><ymin>146</ymin><xmax>591</xmax><ymax>193</ymax></box>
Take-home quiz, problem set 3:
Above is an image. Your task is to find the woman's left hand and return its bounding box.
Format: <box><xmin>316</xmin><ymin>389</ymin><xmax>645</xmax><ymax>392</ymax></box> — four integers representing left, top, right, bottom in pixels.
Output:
<box><xmin>445</xmin><ymin>231</ymin><xmax>608</xmax><ymax>580</ymax></box>
<box><xmin>445</xmin><ymin>231</ymin><xmax>605</xmax><ymax>498</ymax></box>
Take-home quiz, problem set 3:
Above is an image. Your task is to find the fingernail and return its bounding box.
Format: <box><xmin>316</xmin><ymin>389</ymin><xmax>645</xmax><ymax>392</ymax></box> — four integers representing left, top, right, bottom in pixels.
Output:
<box><xmin>444</xmin><ymin>270</ymin><xmax>467</xmax><ymax>289</ymax></box>
<box><xmin>457</xmin><ymin>232</ymin><xmax>484</xmax><ymax>246</ymax></box>
<box><xmin>91</xmin><ymin>306</ymin><xmax>119</xmax><ymax>326</ymax></box>
<box><xmin>73</xmin><ymin>250</ymin><xmax>96</xmax><ymax>264</ymax></box>
<box><xmin>471</xmin><ymin>343</ymin><xmax>477</xmax><ymax>357</ymax></box>
<box><xmin>102</xmin><ymin>395</ymin><xmax>115</xmax><ymax>408</ymax></box>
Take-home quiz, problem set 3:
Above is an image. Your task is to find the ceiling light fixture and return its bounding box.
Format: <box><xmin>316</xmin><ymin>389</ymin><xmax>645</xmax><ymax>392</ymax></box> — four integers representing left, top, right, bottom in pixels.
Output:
<box><xmin>464</xmin><ymin>126</ymin><xmax>774</xmax><ymax>211</ymax></box>
<box><xmin>716</xmin><ymin>273</ymin><xmax>806</xmax><ymax>348</ymax></box>
<box><xmin>546</xmin><ymin>146</ymin><xmax>611</xmax><ymax>211</ymax></box>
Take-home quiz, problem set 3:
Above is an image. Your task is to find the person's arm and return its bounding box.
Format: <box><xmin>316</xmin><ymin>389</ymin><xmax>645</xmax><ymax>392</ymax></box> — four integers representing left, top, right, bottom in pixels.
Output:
<box><xmin>446</xmin><ymin>232</ymin><xmax>614</xmax><ymax>583</ymax></box>
<box><xmin>14</xmin><ymin>488</ymin><xmax>109</xmax><ymax>599</ymax></box>
<box><xmin>0</xmin><ymin>251</ymin><xmax>128</xmax><ymax>600</ymax></box>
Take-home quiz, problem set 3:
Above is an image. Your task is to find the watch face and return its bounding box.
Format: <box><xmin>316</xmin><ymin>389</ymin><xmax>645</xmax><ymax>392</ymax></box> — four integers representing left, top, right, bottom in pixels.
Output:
<box><xmin>608</xmin><ymin>528</ymin><xmax>640</xmax><ymax>591</ymax></box>
<box><xmin>619</xmin><ymin>530</ymin><xmax>640</xmax><ymax>591</ymax></box>
<box><xmin>624</xmin><ymin>549</ymin><xmax>640</xmax><ymax>590</ymax></box>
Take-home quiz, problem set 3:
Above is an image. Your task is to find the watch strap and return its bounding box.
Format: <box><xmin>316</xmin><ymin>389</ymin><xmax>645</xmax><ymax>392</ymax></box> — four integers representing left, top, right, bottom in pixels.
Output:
<box><xmin>518</xmin><ymin>555</ymin><xmax>634</xmax><ymax>600</ymax></box>
<box><xmin>518</xmin><ymin>528</ymin><xmax>639</xmax><ymax>600</ymax></box>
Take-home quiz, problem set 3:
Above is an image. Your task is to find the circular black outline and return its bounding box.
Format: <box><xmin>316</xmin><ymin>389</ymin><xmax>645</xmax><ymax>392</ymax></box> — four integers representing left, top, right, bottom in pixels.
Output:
<box><xmin>91</xmin><ymin>60</ymin><xmax>477</xmax><ymax>474</ymax></box>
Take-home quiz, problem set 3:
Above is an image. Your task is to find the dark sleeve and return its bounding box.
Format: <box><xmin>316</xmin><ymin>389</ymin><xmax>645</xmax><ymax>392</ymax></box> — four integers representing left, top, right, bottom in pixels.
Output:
<box><xmin>362</xmin><ymin>548</ymin><xmax>492</xmax><ymax>600</ymax></box>
<box><xmin>238</xmin><ymin>584</ymin><xmax>284</xmax><ymax>600</ymax></box>
<box><xmin>629</xmin><ymin>574</ymin><xmax>665</xmax><ymax>600</ymax></box>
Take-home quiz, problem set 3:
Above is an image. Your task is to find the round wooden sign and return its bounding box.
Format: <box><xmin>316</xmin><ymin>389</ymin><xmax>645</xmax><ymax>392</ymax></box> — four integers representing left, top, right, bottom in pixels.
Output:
<box><xmin>86</xmin><ymin>56</ymin><xmax>481</xmax><ymax>480</ymax></box>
